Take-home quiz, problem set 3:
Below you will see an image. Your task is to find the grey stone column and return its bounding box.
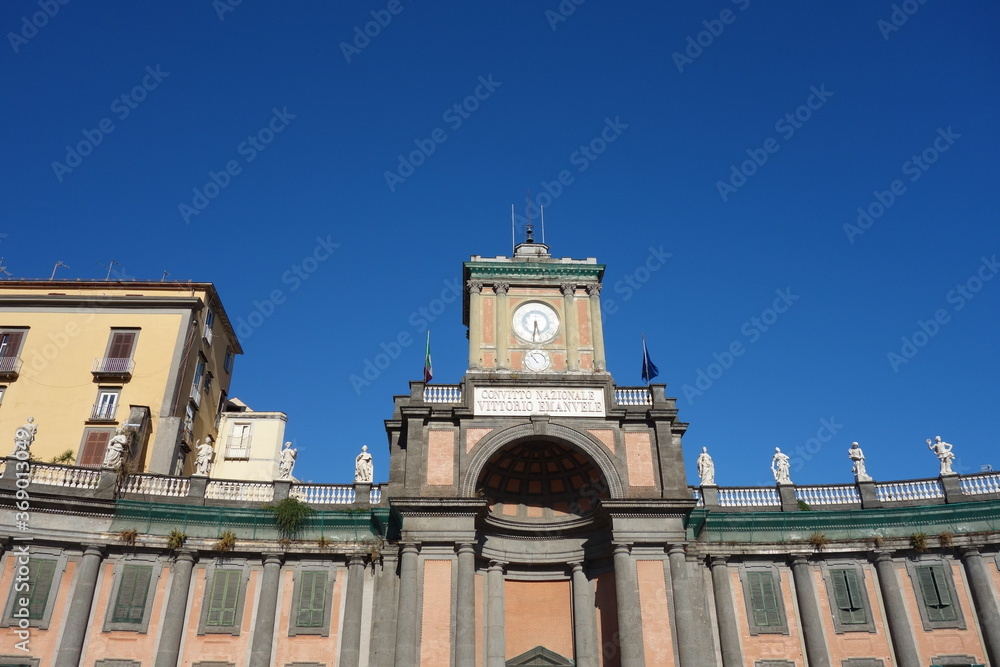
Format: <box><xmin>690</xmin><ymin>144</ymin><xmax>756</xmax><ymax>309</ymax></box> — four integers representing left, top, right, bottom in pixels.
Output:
<box><xmin>486</xmin><ymin>561</ymin><xmax>506</xmax><ymax>667</ymax></box>
<box><xmin>561</xmin><ymin>283</ymin><xmax>579</xmax><ymax>371</ymax></box>
<box><xmin>960</xmin><ymin>548</ymin><xmax>1000</xmax><ymax>665</ymax></box>
<box><xmin>54</xmin><ymin>545</ymin><xmax>104</xmax><ymax>667</ymax></box>
<box><xmin>570</xmin><ymin>562</ymin><xmax>599</xmax><ymax>667</ymax></box>
<box><xmin>872</xmin><ymin>552</ymin><xmax>920</xmax><ymax>667</ymax></box>
<box><xmin>467</xmin><ymin>281</ymin><xmax>483</xmax><ymax>369</ymax></box>
<box><xmin>667</xmin><ymin>545</ymin><xmax>707</xmax><ymax>666</ymax></box>
<box><xmin>586</xmin><ymin>284</ymin><xmax>606</xmax><ymax>371</ymax></box>
<box><xmin>154</xmin><ymin>550</ymin><xmax>196</xmax><ymax>667</ymax></box>
<box><xmin>789</xmin><ymin>556</ymin><xmax>830</xmax><ymax>667</ymax></box>
<box><xmin>612</xmin><ymin>544</ymin><xmax>645</xmax><ymax>667</ymax></box>
<box><xmin>710</xmin><ymin>556</ymin><xmax>742</xmax><ymax>667</ymax></box>
<box><xmin>249</xmin><ymin>553</ymin><xmax>283</xmax><ymax>667</ymax></box>
<box><xmin>340</xmin><ymin>555</ymin><xmax>367</xmax><ymax>667</ymax></box>
<box><xmin>455</xmin><ymin>544</ymin><xmax>477</xmax><ymax>665</ymax></box>
<box><xmin>494</xmin><ymin>283</ymin><xmax>509</xmax><ymax>370</ymax></box>
<box><xmin>394</xmin><ymin>544</ymin><xmax>420</xmax><ymax>667</ymax></box>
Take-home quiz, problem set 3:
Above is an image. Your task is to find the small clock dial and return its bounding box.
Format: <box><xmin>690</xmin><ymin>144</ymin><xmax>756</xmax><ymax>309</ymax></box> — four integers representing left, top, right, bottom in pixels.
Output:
<box><xmin>524</xmin><ymin>349</ymin><xmax>551</xmax><ymax>372</ymax></box>
<box><xmin>512</xmin><ymin>302</ymin><xmax>559</xmax><ymax>343</ymax></box>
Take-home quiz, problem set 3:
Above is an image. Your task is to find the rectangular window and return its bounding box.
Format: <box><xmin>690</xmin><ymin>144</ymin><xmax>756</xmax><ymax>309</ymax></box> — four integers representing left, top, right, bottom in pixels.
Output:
<box><xmin>296</xmin><ymin>571</ymin><xmax>327</xmax><ymax>627</ymax></box>
<box><xmin>0</xmin><ymin>329</ymin><xmax>26</xmax><ymax>375</ymax></box>
<box><xmin>92</xmin><ymin>388</ymin><xmax>121</xmax><ymax>421</ymax></box>
<box><xmin>916</xmin><ymin>565</ymin><xmax>958</xmax><ymax>622</ymax></box>
<box><xmin>225</xmin><ymin>423</ymin><xmax>251</xmax><ymax>460</ymax></box>
<box><xmin>193</xmin><ymin>358</ymin><xmax>206</xmax><ymax>390</ymax></box>
<box><xmin>831</xmin><ymin>569</ymin><xmax>867</xmax><ymax>625</ymax></box>
<box><xmin>79</xmin><ymin>429</ymin><xmax>112</xmax><ymax>467</ymax></box>
<box><xmin>747</xmin><ymin>571</ymin><xmax>782</xmax><ymax>628</ymax></box>
<box><xmin>223</xmin><ymin>347</ymin><xmax>235</xmax><ymax>374</ymax></box>
<box><xmin>9</xmin><ymin>559</ymin><xmax>57</xmax><ymax>620</ymax></box>
<box><xmin>112</xmin><ymin>565</ymin><xmax>153</xmax><ymax>624</ymax></box>
<box><xmin>203</xmin><ymin>310</ymin><xmax>215</xmax><ymax>345</ymax></box>
<box><xmin>107</xmin><ymin>331</ymin><xmax>137</xmax><ymax>359</ymax></box>
<box><xmin>204</xmin><ymin>372</ymin><xmax>213</xmax><ymax>396</ymax></box>
<box><xmin>206</xmin><ymin>570</ymin><xmax>241</xmax><ymax>627</ymax></box>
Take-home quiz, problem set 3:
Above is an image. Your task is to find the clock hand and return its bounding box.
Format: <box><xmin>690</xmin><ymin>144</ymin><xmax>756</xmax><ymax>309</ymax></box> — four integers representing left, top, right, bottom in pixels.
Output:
<box><xmin>533</xmin><ymin>320</ymin><xmax>539</xmax><ymax>342</ymax></box>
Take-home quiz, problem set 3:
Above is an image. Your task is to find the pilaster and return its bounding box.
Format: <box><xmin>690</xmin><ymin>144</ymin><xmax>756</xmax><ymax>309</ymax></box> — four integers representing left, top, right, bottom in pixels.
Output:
<box><xmin>612</xmin><ymin>544</ymin><xmax>645</xmax><ymax>666</ymax></box>
<box><xmin>249</xmin><ymin>553</ymin><xmax>284</xmax><ymax>667</ymax></box>
<box><xmin>789</xmin><ymin>555</ymin><xmax>830</xmax><ymax>667</ymax></box>
<box><xmin>54</xmin><ymin>545</ymin><xmax>104</xmax><ymax>667</ymax></box>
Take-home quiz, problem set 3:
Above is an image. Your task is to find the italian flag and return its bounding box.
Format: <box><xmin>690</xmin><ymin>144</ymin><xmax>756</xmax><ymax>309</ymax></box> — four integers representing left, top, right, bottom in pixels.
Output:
<box><xmin>423</xmin><ymin>330</ymin><xmax>433</xmax><ymax>382</ymax></box>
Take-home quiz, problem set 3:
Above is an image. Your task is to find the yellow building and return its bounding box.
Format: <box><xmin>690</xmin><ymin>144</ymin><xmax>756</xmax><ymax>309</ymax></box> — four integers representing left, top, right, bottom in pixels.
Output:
<box><xmin>0</xmin><ymin>280</ymin><xmax>242</xmax><ymax>475</ymax></box>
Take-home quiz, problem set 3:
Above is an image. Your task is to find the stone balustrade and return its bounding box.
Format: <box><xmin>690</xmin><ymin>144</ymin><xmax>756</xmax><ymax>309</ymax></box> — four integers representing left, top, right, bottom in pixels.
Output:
<box><xmin>795</xmin><ymin>484</ymin><xmax>861</xmax><ymax>506</ymax></box>
<box><xmin>613</xmin><ymin>387</ymin><xmax>651</xmax><ymax>406</ymax></box>
<box><xmin>29</xmin><ymin>462</ymin><xmax>102</xmax><ymax>489</ymax></box>
<box><xmin>874</xmin><ymin>478</ymin><xmax>945</xmax><ymax>502</ymax></box>
<box><xmin>121</xmin><ymin>473</ymin><xmax>190</xmax><ymax>497</ymax></box>
<box><xmin>423</xmin><ymin>384</ymin><xmax>462</xmax><ymax>403</ymax></box>
<box><xmin>289</xmin><ymin>484</ymin><xmax>356</xmax><ymax>504</ymax></box>
<box><xmin>959</xmin><ymin>470</ymin><xmax>1000</xmax><ymax>495</ymax></box>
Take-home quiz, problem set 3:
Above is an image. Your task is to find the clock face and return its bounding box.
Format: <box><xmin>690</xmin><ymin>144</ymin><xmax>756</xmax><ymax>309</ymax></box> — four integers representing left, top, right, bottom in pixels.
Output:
<box><xmin>512</xmin><ymin>302</ymin><xmax>559</xmax><ymax>344</ymax></box>
<box><xmin>523</xmin><ymin>349</ymin><xmax>551</xmax><ymax>372</ymax></box>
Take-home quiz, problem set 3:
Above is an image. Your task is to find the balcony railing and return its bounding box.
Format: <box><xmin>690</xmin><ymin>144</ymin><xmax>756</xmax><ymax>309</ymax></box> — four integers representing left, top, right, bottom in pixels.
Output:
<box><xmin>92</xmin><ymin>357</ymin><xmax>134</xmax><ymax>379</ymax></box>
<box><xmin>90</xmin><ymin>402</ymin><xmax>119</xmax><ymax>421</ymax></box>
<box><xmin>614</xmin><ymin>387</ymin><xmax>651</xmax><ymax>406</ymax></box>
<box><xmin>224</xmin><ymin>446</ymin><xmax>250</xmax><ymax>460</ymax></box>
<box><xmin>0</xmin><ymin>356</ymin><xmax>22</xmax><ymax>379</ymax></box>
<box><xmin>423</xmin><ymin>385</ymin><xmax>462</xmax><ymax>403</ymax></box>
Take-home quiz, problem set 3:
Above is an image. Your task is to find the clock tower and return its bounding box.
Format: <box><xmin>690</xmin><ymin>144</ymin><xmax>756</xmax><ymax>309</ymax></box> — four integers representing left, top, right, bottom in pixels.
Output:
<box><xmin>462</xmin><ymin>230</ymin><xmax>607</xmax><ymax>374</ymax></box>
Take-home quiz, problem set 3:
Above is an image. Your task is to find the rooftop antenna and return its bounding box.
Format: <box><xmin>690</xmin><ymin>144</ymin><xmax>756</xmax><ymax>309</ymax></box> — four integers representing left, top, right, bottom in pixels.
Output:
<box><xmin>510</xmin><ymin>204</ymin><xmax>515</xmax><ymax>255</ymax></box>
<box><xmin>49</xmin><ymin>260</ymin><xmax>69</xmax><ymax>280</ymax></box>
<box><xmin>541</xmin><ymin>205</ymin><xmax>546</xmax><ymax>244</ymax></box>
<box><xmin>0</xmin><ymin>258</ymin><xmax>10</xmax><ymax>278</ymax></box>
<box><xmin>99</xmin><ymin>260</ymin><xmax>122</xmax><ymax>281</ymax></box>
<box><xmin>161</xmin><ymin>270</ymin><xmax>170</xmax><ymax>282</ymax></box>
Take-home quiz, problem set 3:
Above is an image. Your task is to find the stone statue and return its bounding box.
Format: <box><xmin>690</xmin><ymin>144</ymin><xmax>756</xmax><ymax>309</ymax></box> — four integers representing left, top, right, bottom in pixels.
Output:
<box><xmin>926</xmin><ymin>436</ymin><xmax>956</xmax><ymax>475</ymax></box>
<box><xmin>355</xmin><ymin>445</ymin><xmax>373</xmax><ymax>483</ymax></box>
<box><xmin>13</xmin><ymin>417</ymin><xmax>37</xmax><ymax>456</ymax></box>
<box><xmin>278</xmin><ymin>442</ymin><xmax>297</xmax><ymax>480</ymax></box>
<box><xmin>102</xmin><ymin>427</ymin><xmax>129</xmax><ymax>470</ymax></box>
<box><xmin>696</xmin><ymin>446</ymin><xmax>715</xmax><ymax>486</ymax></box>
<box><xmin>848</xmin><ymin>442</ymin><xmax>871</xmax><ymax>482</ymax></box>
<box><xmin>194</xmin><ymin>436</ymin><xmax>215</xmax><ymax>476</ymax></box>
<box><xmin>771</xmin><ymin>447</ymin><xmax>792</xmax><ymax>485</ymax></box>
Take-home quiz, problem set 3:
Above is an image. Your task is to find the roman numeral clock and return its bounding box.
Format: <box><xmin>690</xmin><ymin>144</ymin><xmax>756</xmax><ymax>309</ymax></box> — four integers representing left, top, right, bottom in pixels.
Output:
<box><xmin>462</xmin><ymin>238</ymin><xmax>607</xmax><ymax>375</ymax></box>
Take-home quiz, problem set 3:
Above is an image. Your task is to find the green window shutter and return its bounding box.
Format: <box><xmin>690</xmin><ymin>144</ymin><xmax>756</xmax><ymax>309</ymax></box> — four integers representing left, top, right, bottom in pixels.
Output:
<box><xmin>112</xmin><ymin>565</ymin><xmax>152</xmax><ymax>623</ymax></box>
<box><xmin>916</xmin><ymin>564</ymin><xmax>957</xmax><ymax>622</ymax></box>
<box><xmin>748</xmin><ymin>571</ymin><xmax>781</xmax><ymax>627</ymax></box>
<box><xmin>831</xmin><ymin>569</ymin><xmax>867</xmax><ymax>625</ymax></box>
<box><xmin>207</xmin><ymin>570</ymin><xmax>241</xmax><ymax>627</ymax></box>
<box><xmin>296</xmin><ymin>571</ymin><xmax>326</xmax><ymax>627</ymax></box>
<box><xmin>26</xmin><ymin>559</ymin><xmax>57</xmax><ymax>620</ymax></box>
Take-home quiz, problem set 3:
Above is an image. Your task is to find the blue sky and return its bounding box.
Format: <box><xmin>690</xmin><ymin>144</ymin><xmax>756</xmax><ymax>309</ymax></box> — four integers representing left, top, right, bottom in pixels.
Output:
<box><xmin>3</xmin><ymin>1</ymin><xmax>998</xmax><ymax>487</ymax></box>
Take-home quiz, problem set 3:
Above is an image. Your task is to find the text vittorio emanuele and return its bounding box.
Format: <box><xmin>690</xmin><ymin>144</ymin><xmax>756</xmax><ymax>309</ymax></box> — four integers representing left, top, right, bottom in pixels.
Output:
<box><xmin>473</xmin><ymin>388</ymin><xmax>605</xmax><ymax>417</ymax></box>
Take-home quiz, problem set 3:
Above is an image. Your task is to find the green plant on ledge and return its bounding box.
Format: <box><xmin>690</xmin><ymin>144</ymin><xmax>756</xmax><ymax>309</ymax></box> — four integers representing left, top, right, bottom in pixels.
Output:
<box><xmin>938</xmin><ymin>531</ymin><xmax>954</xmax><ymax>548</ymax></box>
<box><xmin>166</xmin><ymin>530</ymin><xmax>187</xmax><ymax>551</ymax></box>
<box><xmin>317</xmin><ymin>536</ymin><xmax>332</xmax><ymax>549</ymax></box>
<box><xmin>117</xmin><ymin>528</ymin><xmax>139</xmax><ymax>547</ymax></box>
<box><xmin>50</xmin><ymin>449</ymin><xmax>75</xmax><ymax>465</ymax></box>
<box><xmin>264</xmin><ymin>497</ymin><xmax>315</xmax><ymax>538</ymax></box>
<box><xmin>277</xmin><ymin>538</ymin><xmax>292</xmax><ymax>550</ymax></box>
<box><xmin>215</xmin><ymin>530</ymin><xmax>237</xmax><ymax>553</ymax></box>
<box><xmin>808</xmin><ymin>532</ymin><xmax>828</xmax><ymax>551</ymax></box>
<box><xmin>797</xmin><ymin>500</ymin><xmax>812</xmax><ymax>511</ymax></box>
<box><xmin>910</xmin><ymin>532</ymin><xmax>928</xmax><ymax>553</ymax></box>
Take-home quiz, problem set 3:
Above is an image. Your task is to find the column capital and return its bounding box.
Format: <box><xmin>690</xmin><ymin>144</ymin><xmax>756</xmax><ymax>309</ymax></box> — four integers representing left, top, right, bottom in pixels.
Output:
<box><xmin>585</xmin><ymin>283</ymin><xmax>602</xmax><ymax>297</ymax></box>
<box><xmin>871</xmin><ymin>549</ymin><xmax>895</xmax><ymax>565</ymax></box>
<box><xmin>399</xmin><ymin>542</ymin><xmax>420</xmax><ymax>556</ymax></box>
<box><xmin>262</xmin><ymin>553</ymin><xmax>284</xmax><ymax>567</ymax></box>
<box><xmin>612</xmin><ymin>543</ymin><xmax>632</xmax><ymax>557</ymax></box>
<box><xmin>708</xmin><ymin>554</ymin><xmax>729</xmax><ymax>568</ymax></box>
<box><xmin>666</xmin><ymin>543</ymin><xmax>686</xmax><ymax>557</ymax></box>
<box><xmin>789</xmin><ymin>554</ymin><xmax>812</xmax><ymax>567</ymax></box>
<box><xmin>487</xmin><ymin>560</ymin><xmax>506</xmax><ymax>573</ymax></box>
<box><xmin>568</xmin><ymin>561</ymin><xmax>585</xmax><ymax>574</ymax></box>
<box><xmin>82</xmin><ymin>544</ymin><xmax>105</xmax><ymax>559</ymax></box>
<box><xmin>493</xmin><ymin>282</ymin><xmax>509</xmax><ymax>296</ymax></box>
<box><xmin>456</xmin><ymin>542</ymin><xmax>476</xmax><ymax>556</ymax></box>
<box><xmin>174</xmin><ymin>549</ymin><xmax>197</xmax><ymax>565</ymax></box>
<box><xmin>467</xmin><ymin>280</ymin><xmax>484</xmax><ymax>294</ymax></box>
<box><xmin>560</xmin><ymin>282</ymin><xmax>577</xmax><ymax>296</ymax></box>
<box><xmin>959</xmin><ymin>546</ymin><xmax>983</xmax><ymax>559</ymax></box>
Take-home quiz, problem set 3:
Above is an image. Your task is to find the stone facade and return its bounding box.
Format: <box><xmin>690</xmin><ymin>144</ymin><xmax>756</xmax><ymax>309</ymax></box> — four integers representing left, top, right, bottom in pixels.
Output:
<box><xmin>0</xmin><ymin>245</ymin><xmax>999</xmax><ymax>666</ymax></box>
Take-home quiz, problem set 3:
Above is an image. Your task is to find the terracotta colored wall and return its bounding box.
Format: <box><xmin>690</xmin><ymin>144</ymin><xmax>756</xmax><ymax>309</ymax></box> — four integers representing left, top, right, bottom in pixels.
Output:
<box><xmin>482</xmin><ymin>296</ymin><xmax>495</xmax><ymax>345</ymax></box>
<box><xmin>593</xmin><ymin>570</ymin><xmax>620</xmax><ymax>667</ymax></box>
<box><xmin>730</xmin><ymin>567</ymin><xmax>805</xmax><ymax>665</ymax></box>
<box><xmin>475</xmin><ymin>571</ymin><xmax>485</xmax><ymax>667</ymax></box>
<box><xmin>624</xmin><ymin>431</ymin><xmax>656</xmax><ymax>487</ymax></box>
<box><xmin>272</xmin><ymin>567</ymin><xmax>344</xmax><ymax>667</ymax></box>
<box><xmin>426</xmin><ymin>430</ymin><xmax>455</xmax><ymax>486</ymax></box>
<box><xmin>577</xmin><ymin>298</ymin><xmax>591</xmax><ymax>346</ymax></box>
<box><xmin>420</xmin><ymin>560</ymin><xmax>453</xmax><ymax>666</ymax></box>
<box><xmin>465</xmin><ymin>427</ymin><xmax>493</xmax><ymax>454</ymax></box>
<box><xmin>587</xmin><ymin>429</ymin><xmax>616</xmax><ymax>455</ymax></box>
<box><xmin>636</xmin><ymin>560</ymin><xmax>674</xmax><ymax>665</ymax></box>
<box><xmin>81</xmin><ymin>561</ymin><xmax>169</xmax><ymax>665</ymax></box>
<box><xmin>1</xmin><ymin>553</ymin><xmax>75</xmax><ymax>664</ymax></box>
<box><xmin>898</xmin><ymin>560</ymin><xmax>987</xmax><ymax>664</ymax></box>
<box><xmin>505</xmin><ymin>579</ymin><xmax>574</xmax><ymax>661</ymax></box>
<box><xmin>178</xmin><ymin>566</ymin><xmax>257</xmax><ymax>666</ymax></box>
<box><xmin>810</xmin><ymin>565</ymin><xmax>893</xmax><ymax>663</ymax></box>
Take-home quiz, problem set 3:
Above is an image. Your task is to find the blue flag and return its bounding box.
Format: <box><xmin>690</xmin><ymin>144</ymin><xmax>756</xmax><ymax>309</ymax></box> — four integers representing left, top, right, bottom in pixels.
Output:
<box><xmin>641</xmin><ymin>334</ymin><xmax>659</xmax><ymax>383</ymax></box>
